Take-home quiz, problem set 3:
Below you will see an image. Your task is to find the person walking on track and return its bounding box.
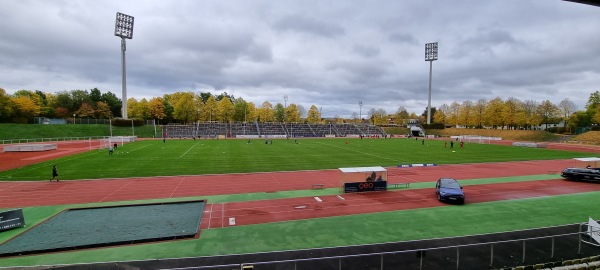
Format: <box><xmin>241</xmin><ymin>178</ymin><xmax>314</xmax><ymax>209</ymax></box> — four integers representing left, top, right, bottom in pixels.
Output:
<box><xmin>50</xmin><ymin>165</ymin><xmax>59</xmax><ymax>181</ymax></box>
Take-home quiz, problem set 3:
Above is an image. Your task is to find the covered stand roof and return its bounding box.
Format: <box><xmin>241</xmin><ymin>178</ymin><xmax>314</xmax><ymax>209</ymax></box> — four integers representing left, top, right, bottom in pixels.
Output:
<box><xmin>574</xmin><ymin>157</ymin><xmax>600</xmax><ymax>162</ymax></box>
<box><xmin>339</xmin><ymin>166</ymin><xmax>387</xmax><ymax>173</ymax></box>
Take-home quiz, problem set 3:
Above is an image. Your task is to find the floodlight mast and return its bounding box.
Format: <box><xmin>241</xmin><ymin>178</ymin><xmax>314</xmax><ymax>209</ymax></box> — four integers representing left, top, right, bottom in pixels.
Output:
<box><xmin>114</xmin><ymin>12</ymin><xmax>134</xmax><ymax>119</ymax></box>
<box><xmin>425</xmin><ymin>42</ymin><xmax>438</xmax><ymax>125</ymax></box>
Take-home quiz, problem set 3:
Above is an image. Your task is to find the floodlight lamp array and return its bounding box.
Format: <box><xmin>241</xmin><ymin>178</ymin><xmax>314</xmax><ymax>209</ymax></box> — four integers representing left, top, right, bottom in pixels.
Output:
<box><xmin>425</xmin><ymin>42</ymin><xmax>438</xmax><ymax>61</ymax></box>
<box><xmin>115</xmin><ymin>12</ymin><xmax>134</xmax><ymax>39</ymax></box>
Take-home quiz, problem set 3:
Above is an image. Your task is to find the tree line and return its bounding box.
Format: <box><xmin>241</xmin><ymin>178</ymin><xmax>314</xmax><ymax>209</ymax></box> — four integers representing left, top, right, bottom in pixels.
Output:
<box><xmin>1</xmin><ymin>87</ymin><xmax>600</xmax><ymax>131</ymax></box>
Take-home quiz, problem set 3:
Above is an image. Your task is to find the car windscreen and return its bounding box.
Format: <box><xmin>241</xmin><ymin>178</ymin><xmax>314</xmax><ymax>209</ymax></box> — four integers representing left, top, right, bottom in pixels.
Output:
<box><xmin>440</xmin><ymin>180</ymin><xmax>461</xmax><ymax>189</ymax></box>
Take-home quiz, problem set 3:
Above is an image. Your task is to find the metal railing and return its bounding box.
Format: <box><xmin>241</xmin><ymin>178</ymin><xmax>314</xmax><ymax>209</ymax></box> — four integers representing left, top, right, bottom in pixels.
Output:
<box><xmin>0</xmin><ymin>136</ymin><xmax>110</xmax><ymax>145</ymax></box>
<box><xmin>161</xmin><ymin>225</ymin><xmax>600</xmax><ymax>270</ymax></box>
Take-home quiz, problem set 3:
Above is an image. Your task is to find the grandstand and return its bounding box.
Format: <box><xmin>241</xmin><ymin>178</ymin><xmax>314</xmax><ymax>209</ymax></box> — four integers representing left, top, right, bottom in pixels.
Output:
<box><xmin>163</xmin><ymin>122</ymin><xmax>387</xmax><ymax>139</ymax></box>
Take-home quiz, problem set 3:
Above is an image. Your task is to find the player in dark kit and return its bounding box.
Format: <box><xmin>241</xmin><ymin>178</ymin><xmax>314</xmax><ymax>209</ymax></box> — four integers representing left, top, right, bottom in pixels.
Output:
<box><xmin>50</xmin><ymin>165</ymin><xmax>59</xmax><ymax>181</ymax></box>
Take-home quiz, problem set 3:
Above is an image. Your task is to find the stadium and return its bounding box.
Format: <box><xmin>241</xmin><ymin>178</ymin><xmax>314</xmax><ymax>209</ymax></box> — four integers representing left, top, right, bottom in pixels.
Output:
<box><xmin>1</xmin><ymin>122</ymin><xmax>600</xmax><ymax>270</ymax></box>
<box><xmin>2</xmin><ymin>1</ymin><xmax>600</xmax><ymax>269</ymax></box>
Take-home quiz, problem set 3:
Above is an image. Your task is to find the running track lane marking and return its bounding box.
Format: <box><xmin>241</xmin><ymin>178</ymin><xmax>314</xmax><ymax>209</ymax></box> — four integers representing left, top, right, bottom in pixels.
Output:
<box><xmin>99</xmin><ymin>179</ymin><xmax>135</xmax><ymax>202</ymax></box>
<box><xmin>221</xmin><ymin>203</ymin><xmax>225</xmax><ymax>228</ymax></box>
<box><xmin>169</xmin><ymin>177</ymin><xmax>186</xmax><ymax>198</ymax></box>
<box><xmin>180</xmin><ymin>141</ymin><xmax>201</xmax><ymax>158</ymax></box>
<box><xmin>337</xmin><ymin>195</ymin><xmax>345</xmax><ymax>200</ymax></box>
<box><xmin>207</xmin><ymin>203</ymin><xmax>214</xmax><ymax>229</ymax></box>
<box><xmin>314</xmin><ymin>197</ymin><xmax>322</xmax><ymax>202</ymax></box>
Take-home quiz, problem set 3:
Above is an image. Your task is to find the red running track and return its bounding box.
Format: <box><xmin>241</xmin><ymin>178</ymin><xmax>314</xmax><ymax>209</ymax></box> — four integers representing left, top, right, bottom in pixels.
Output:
<box><xmin>0</xmin><ymin>159</ymin><xmax>573</xmax><ymax>209</ymax></box>
<box><xmin>2</xmin><ymin>158</ymin><xmax>597</xmax><ymax>229</ymax></box>
<box><xmin>201</xmin><ymin>179</ymin><xmax>600</xmax><ymax>228</ymax></box>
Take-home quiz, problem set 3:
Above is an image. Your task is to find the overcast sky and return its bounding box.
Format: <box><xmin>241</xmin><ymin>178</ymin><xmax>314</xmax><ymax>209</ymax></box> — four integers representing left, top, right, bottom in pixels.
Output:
<box><xmin>1</xmin><ymin>0</ymin><xmax>599</xmax><ymax>118</ymax></box>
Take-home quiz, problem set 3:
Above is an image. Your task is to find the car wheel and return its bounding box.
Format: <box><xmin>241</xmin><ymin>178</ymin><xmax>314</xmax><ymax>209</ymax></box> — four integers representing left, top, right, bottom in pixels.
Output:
<box><xmin>437</xmin><ymin>194</ymin><xmax>442</xmax><ymax>201</ymax></box>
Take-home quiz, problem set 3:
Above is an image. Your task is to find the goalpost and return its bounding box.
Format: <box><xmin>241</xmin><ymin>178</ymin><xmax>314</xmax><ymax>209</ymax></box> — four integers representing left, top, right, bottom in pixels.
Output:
<box><xmin>98</xmin><ymin>136</ymin><xmax>137</xmax><ymax>150</ymax></box>
<box><xmin>98</xmin><ymin>136</ymin><xmax>111</xmax><ymax>150</ymax></box>
<box><xmin>452</xmin><ymin>135</ymin><xmax>501</xmax><ymax>144</ymax></box>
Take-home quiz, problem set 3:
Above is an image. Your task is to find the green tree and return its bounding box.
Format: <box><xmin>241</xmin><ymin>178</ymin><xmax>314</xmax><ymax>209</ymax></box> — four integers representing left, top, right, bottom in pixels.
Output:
<box><xmin>71</xmin><ymin>90</ymin><xmax>91</xmax><ymax>112</ymax></box>
<box><xmin>245</xmin><ymin>102</ymin><xmax>257</xmax><ymax>122</ymax></box>
<box><xmin>75</xmin><ymin>102</ymin><xmax>95</xmax><ymax>118</ymax></box>
<box><xmin>460</xmin><ymin>100</ymin><xmax>474</xmax><ymax>127</ymax></box>
<box><xmin>537</xmin><ymin>100</ymin><xmax>559</xmax><ymax>130</ymax></box>
<box><xmin>257</xmin><ymin>101</ymin><xmax>274</xmax><ymax>122</ymax></box>
<box><xmin>127</xmin><ymin>98</ymin><xmax>140</xmax><ymax>119</ymax></box>
<box><xmin>586</xmin><ymin>91</ymin><xmax>600</xmax><ymax>109</ymax></box>
<box><xmin>558</xmin><ymin>98</ymin><xmax>576</xmax><ymax>132</ymax></box>
<box><xmin>372</xmin><ymin>108</ymin><xmax>388</xmax><ymax>125</ymax></box>
<box><xmin>522</xmin><ymin>99</ymin><xmax>538</xmax><ymax>130</ymax></box>
<box><xmin>173</xmin><ymin>93</ymin><xmax>197</xmax><ymax>124</ymax></box>
<box><xmin>448</xmin><ymin>102</ymin><xmax>460</xmax><ymax>127</ymax></box>
<box><xmin>0</xmin><ymin>88</ymin><xmax>15</xmax><ymax>122</ymax></box>
<box><xmin>12</xmin><ymin>96</ymin><xmax>40</xmax><ymax>123</ymax></box>
<box><xmin>502</xmin><ymin>97</ymin><xmax>521</xmax><ymax>129</ymax></box>
<box><xmin>285</xmin><ymin>103</ymin><xmax>301</xmax><ymax>122</ymax></box>
<box><xmin>95</xmin><ymin>101</ymin><xmax>113</xmax><ymax>119</ymax></box>
<box><xmin>202</xmin><ymin>95</ymin><xmax>218</xmax><ymax>121</ymax></box>
<box><xmin>217</xmin><ymin>96</ymin><xmax>235</xmax><ymax>122</ymax></box>
<box><xmin>274</xmin><ymin>103</ymin><xmax>285</xmax><ymax>122</ymax></box>
<box><xmin>148</xmin><ymin>97</ymin><xmax>167</xmax><ymax>123</ymax></box>
<box><xmin>435</xmin><ymin>103</ymin><xmax>449</xmax><ymax>125</ymax></box>
<box><xmin>484</xmin><ymin>97</ymin><xmax>505</xmax><ymax>128</ymax></box>
<box><xmin>306</xmin><ymin>105</ymin><xmax>321</xmax><ymax>124</ymax></box>
<box><xmin>474</xmin><ymin>99</ymin><xmax>487</xmax><ymax>128</ymax></box>
<box><xmin>90</xmin><ymin>88</ymin><xmax>102</xmax><ymax>104</ymax></box>
<box><xmin>395</xmin><ymin>107</ymin><xmax>410</xmax><ymax>126</ymax></box>
<box><xmin>101</xmin><ymin>91</ymin><xmax>122</xmax><ymax>118</ymax></box>
<box><xmin>233</xmin><ymin>98</ymin><xmax>249</xmax><ymax>122</ymax></box>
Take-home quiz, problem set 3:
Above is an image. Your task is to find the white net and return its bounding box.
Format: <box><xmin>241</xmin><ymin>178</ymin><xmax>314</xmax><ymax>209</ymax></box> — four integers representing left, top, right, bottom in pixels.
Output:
<box><xmin>98</xmin><ymin>137</ymin><xmax>111</xmax><ymax>149</ymax></box>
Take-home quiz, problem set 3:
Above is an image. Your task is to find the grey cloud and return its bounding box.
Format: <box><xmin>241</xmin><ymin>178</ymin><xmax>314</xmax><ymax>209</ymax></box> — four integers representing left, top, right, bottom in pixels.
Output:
<box><xmin>1</xmin><ymin>1</ymin><xmax>600</xmax><ymax>118</ymax></box>
<box><xmin>352</xmin><ymin>45</ymin><xmax>380</xmax><ymax>58</ymax></box>
<box><xmin>272</xmin><ymin>14</ymin><xmax>345</xmax><ymax>37</ymax></box>
<box><xmin>389</xmin><ymin>33</ymin><xmax>419</xmax><ymax>45</ymax></box>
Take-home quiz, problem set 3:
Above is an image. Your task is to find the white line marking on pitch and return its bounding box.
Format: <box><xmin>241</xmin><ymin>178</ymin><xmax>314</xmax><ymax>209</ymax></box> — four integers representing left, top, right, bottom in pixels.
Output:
<box><xmin>314</xmin><ymin>197</ymin><xmax>322</xmax><ymax>202</ymax></box>
<box><xmin>337</xmin><ymin>195</ymin><xmax>345</xmax><ymax>200</ymax></box>
<box><xmin>180</xmin><ymin>141</ymin><xmax>201</xmax><ymax>158</ymax></box>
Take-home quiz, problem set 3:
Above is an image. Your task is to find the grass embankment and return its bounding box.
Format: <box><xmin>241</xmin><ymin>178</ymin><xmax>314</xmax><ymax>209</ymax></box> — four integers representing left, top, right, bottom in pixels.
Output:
<box><xmin>572</xmin><ymin>131</ymin><xmax>600</xmax><ymax>145</ymax></box>
<box><xmin>427</xmin><ymin>128</ymin><xmax>559</xmax><ymax>141</ymax></box>
<box><xmin>0</xmin><ymin>123</ymin><xmax>158</xmax><ymax>140</ymax></box>
<box><xmin>381</xmin><ymin>127</ymin><xmax>409</xmax><ymax>135</ymax></box>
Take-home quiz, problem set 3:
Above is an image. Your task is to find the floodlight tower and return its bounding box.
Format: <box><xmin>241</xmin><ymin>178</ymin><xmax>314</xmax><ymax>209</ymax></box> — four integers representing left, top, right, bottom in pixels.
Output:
<box><xmin>425</xmin><ymin>42</ymin><xmax>438</xmax><ymax>125</ymax></box>
<box><xmin>359</xmin><ymin>100</ymin><xmax>363</xmax><ymax>123</ymax></box>
<box><xmin>114</xmin><ymin>12</ymin><xmax>134</xmax><ymax>119</ymax></box>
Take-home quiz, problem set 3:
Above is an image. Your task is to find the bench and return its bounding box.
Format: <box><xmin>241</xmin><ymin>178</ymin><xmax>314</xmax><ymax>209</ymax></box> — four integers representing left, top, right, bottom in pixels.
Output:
<box><xmin>311</xmin><ymin>184</ymin><xmax>325</xmax><ymax>189</ymax></box>
<box><xmin>389</xmin><ymin>183</ymin><xmax>410</xmax><ymax>189</ymax></box>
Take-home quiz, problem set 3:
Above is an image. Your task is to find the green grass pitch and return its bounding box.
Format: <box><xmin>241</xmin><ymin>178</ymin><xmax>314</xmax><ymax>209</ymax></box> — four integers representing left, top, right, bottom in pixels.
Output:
<box><xmin>0</xmin><ymin>137</ymin><xmax>598</xmax><ymax>267</ymax></box>
<box><xmin>0</xmin><ymin>138</ymin><xmax>587</xmax><ymax>181</ymax></box>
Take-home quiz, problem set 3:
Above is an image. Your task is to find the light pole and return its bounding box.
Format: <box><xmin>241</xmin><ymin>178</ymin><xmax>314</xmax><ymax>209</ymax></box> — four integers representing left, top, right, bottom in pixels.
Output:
<box><xmin>283</xmin><ymin>95</ymin><xmax>288</xmax><ymax>124</ymax></box>
<box><xmin>73</xmin><ymin>114</ymin><xmax>76</xmax><ymax>124</ymax></box>
<box><xmin>359</xmin><ymin>100</ymin><xmax>363</xmax><ymax>123</ymax></box>
<box><xmin>114</xmin><ymin>12</ymin><xmax>134</xmax><ymax>119</ymax></box>
<box><xmin>425</xmin><ymin>42</ymin><xmax>438</xmax><ymax>125</ymax></box>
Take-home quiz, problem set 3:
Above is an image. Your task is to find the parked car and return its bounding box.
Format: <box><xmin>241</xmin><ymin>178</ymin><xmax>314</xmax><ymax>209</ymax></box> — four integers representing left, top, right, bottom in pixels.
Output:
<box><xmin>435</xmin><ymin>178</ymin><xmax>465</xmax><ymax>204</ymax></box>
<box><xmin>561</xmin><ymin>167</ymin><xmax>600</xmax><ymax>182</ymax></box>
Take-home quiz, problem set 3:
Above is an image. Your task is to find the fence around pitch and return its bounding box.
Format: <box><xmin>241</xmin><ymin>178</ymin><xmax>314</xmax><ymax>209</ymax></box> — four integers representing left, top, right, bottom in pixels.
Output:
<box><xmin>0</xmin><ymin>136</ymin><xmax>111</xmax><ymax>145</ymax></box>
<box><xmin>170</xmin><ymin>225</ymin><xmax>600</xmax><ymax>270</ymax></box>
